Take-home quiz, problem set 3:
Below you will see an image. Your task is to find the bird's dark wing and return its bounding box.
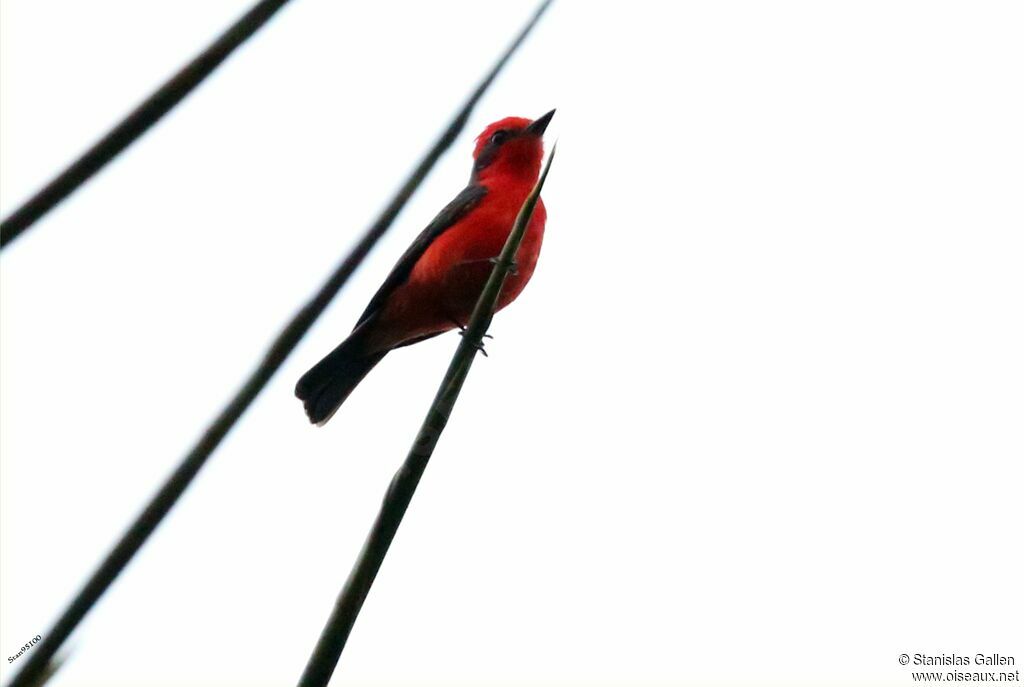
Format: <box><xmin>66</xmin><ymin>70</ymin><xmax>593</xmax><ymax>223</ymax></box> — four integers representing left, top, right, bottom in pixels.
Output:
<box><xmin>355</xmin><ymin>184</ymin><xmax>487</xmax><ymax>328</ymax></box>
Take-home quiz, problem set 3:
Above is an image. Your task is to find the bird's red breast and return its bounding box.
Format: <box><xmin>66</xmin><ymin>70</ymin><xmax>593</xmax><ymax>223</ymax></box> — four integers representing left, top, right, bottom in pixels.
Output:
<box><xmin>365</xmin><ymin>190</ymin><xmax>545</xmax><ymax>353</ymax></box>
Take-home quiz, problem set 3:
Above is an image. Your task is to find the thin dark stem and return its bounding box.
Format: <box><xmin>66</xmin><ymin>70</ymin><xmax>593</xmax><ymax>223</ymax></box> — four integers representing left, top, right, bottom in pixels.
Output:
<box><xmin>297</xmin><ymin>146</ymin><xmax>556</xmax><ymax>687</ymax></box>
<box><xmin>0</xmin><ymin>0</ymin><xmax>295</xmax><ymax>250</ymax></box>
<box><xmin>4</xmin><ymin>2</ymin><xmax>553</xmax><ymax>685</ymax></box>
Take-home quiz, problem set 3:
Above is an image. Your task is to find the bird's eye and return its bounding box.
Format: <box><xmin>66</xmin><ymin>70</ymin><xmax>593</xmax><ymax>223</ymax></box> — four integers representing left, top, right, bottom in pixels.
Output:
<box><xmin>489</xmin><ymin>130</ymin><xmax>510</xmax><ymax>145</ymax></box>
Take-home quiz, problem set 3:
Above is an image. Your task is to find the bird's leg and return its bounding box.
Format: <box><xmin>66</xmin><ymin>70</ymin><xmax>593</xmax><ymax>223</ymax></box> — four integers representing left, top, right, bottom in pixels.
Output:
<box><xmin>450</xmin><ymin>316</ymin><xmax>493</xmax><ymax>340</ymax></box>
<box><xmin>464</xmin><ymin>327</ymin><xmax>495</xmax><ymax>342</ymax></box>
<box><xmin>462</xmin><ymin>331</ymin><xmax>493</xmax><ymax>358</ymax></box>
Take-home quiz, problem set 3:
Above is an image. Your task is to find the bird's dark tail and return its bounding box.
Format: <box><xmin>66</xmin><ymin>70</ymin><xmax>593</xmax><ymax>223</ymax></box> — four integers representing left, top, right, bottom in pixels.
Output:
<box><xmin>295</xmin><ymin>335</ymin><xmax>386</xmax><ymax>425</ymax></box>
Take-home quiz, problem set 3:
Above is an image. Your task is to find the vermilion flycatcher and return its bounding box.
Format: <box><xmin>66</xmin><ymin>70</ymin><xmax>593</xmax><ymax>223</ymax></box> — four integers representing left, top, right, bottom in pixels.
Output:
<box><xmin>296</xmin><ymin>110</ymin><xmax>555</xmax><ymax>424</ymax></box>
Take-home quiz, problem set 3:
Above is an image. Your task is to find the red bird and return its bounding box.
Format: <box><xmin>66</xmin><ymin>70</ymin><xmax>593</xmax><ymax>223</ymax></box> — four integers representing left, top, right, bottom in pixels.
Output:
<box><xmin>296</xmin><ymin>110</ymin><xmax>555</xmax><ymax>424</ymax></box>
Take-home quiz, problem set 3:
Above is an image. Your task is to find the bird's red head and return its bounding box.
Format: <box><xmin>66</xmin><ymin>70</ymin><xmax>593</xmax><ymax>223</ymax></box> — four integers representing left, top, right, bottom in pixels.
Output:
<box><xmin>471</xmin><ymin>109</ymin><xmax>555</xmax><ymax>183</ymax></box>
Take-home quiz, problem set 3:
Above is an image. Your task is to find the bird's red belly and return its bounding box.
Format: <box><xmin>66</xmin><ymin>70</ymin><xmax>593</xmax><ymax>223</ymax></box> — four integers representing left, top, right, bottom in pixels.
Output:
<box><xmin>368</xmin><ymin>199</ymin><xmax>545</xmax><ymax>351</ymax></box>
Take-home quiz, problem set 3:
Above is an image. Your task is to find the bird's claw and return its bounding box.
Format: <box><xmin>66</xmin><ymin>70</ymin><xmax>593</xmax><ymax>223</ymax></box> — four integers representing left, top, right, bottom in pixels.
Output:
<box><xmin>458</xmin><ymin>330</ymin><xmax>493</xmax><ymax>340</ymax></box>
<box><xmin>456</xmin><ymin>326</ymin><xmax>493</xmax><ymax>356</ymax></box>
<box><xmin>458</xmin><ymin>333</ymin><xmax>489</xmax><ymax>356</ymax></box>
<box><xmin>452</xmin><ymin>317</ymin><xmax>493</xmax><ymax>341</ymax></box>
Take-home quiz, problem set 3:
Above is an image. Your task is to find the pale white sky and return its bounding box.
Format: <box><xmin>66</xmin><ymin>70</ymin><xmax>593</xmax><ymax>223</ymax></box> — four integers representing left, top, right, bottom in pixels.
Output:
<box><xmin>2</xmin><ymin>1</ymin><xmax>1022</xmax><ymax>686</ymax></box>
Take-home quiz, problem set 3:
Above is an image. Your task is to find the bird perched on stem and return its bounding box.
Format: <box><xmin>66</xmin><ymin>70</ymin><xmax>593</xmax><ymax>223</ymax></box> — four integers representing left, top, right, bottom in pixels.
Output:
<box><xmin>296</xmin><ymin>110</ymin><xmax>555</xmax><ymax>425</ymax></box>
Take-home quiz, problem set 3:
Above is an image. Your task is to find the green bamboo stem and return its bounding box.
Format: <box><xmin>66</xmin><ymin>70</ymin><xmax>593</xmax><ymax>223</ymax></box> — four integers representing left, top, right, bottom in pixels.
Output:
<box><xmin>296</xmin><ymin>146</ymin><xmax>556</xmax><ymax>687</ymax></box>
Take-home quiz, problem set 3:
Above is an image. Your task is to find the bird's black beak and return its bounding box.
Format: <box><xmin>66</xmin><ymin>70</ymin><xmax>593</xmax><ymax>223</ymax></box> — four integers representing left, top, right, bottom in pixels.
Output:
<box><xmin>525</xmin><ymin>109</ymin><xmax>556</xmax><ymax>137</ymax></box>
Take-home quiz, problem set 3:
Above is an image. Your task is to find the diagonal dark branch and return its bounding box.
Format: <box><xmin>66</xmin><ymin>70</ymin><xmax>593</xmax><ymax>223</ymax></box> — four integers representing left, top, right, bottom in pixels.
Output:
<box><xmin>0</xmin><ymin>0</ymin><xmax>296</xmax><ymax>250</ymax></box>
<box><xmin>4</xmin><ymin>2</ymin><xmax>554</xmax><ymax>685</ymax></box>
<box><xmin>297</xmin><ymin>146</ymin><xmax>556</xmax><ymax>687</ymax></box>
